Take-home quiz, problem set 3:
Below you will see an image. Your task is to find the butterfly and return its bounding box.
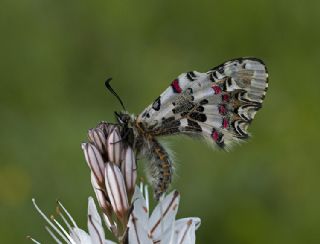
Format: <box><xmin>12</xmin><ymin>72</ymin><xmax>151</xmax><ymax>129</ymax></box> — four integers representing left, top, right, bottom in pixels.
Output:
<box><xmin>106</xmin><ymin>57</ymin><xmax>268</xmax><ymax>200</ymax></box>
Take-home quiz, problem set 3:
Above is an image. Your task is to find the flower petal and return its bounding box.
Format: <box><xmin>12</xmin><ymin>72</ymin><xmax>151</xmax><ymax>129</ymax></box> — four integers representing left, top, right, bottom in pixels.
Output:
<box><xmin>107</xmin><ymin>128</ymin><xmax>123</xmax><ymax>166</ymax></box>
<box><xmin>88</xmin><ymin>128</ymin><xmax>108</xmax><ymax>158</ymax></box>
<box><xmin>105</xmin><ymin>163</ymin><xmax>129</xmax><ymax>221</ymax></box>
<box><xmin>70</xmin><ymin>228</ymin><xmax>92</xmax><ymax>244</ymax></box>
<box><xmin>91</xmin><ymin>173</ymin><xmax>112</xmax><ymax>217</ymax></box>
<box><xmin>173</xmin><ymin>218</ymin><xmax>201</xmax><ymax>244</ymax></box>
<box><xmin>82</xmin><ymin>143</ymin><xmax>105</xmax><ymax>187</ymax></box>
<box><xmin>148</xmin><ymin>191</ymin><xmax>180</xmax><ymax>240</ymax></box>
<box><xmin>121</xmin><ymin>147</ymin><xmax>137</xmax><ymax>198</ymax></box>
<box><xmin>175</xmin><ymin>218</ymin><xmax>201</xmax><ymax>231</ymax></box>
<box><xmin>87</xmin><ymin>197</ymin><xmax>105</xmax><ymax>244</ymax></box>
<box><xmin>130</xmin><ymin>186</ymin><xmax>149</xmax><ymax>227</ymax></box>
<box><xmin>97</xmin><ymin>122</ymin><xmax>116</xmax><ymax>137</ymax></box>
<box><xmin>128</xmin><ymin>213</ymin><xmax>153</xmax><ymax>244</ymax></box>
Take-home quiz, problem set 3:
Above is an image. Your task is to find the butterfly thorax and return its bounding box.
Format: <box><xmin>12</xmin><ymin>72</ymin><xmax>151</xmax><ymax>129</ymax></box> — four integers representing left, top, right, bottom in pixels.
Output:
<box><xmin>134</xmin><ymin>117</ymin><xmax>173</xmax><ymax>200</ymax></box>
<box><xmin>116</xmin><ymin>111</ymin><xmax>173</xmax><ymax>200</ymax></box>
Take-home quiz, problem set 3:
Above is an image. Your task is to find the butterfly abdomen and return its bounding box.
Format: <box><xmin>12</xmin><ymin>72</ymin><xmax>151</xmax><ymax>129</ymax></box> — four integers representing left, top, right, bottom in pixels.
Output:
<box><xmin>134</xmin><ymin>121</ymin><xmax>173</xmax><ymax>200</ymax></box>
<box><xmin>147</xmin><ymin>138</ymin><xmax>173</xmax><ymax>200</ymax></box>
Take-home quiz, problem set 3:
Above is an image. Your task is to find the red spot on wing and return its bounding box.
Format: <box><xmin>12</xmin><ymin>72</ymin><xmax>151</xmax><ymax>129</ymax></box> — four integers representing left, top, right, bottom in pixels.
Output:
<box><xmin>212</xmin><ymin>129</ymin><xmax>225</xmax><ymax>148</ymax></box>
<box><xmin>212</xmin><ymin>130</ymin><xmax>219</xmax><ymax>141</ymax></box>
<box><xmin>212</xmin><ymin>85</ymin><xmax>222</xmax><ymax>94</ymax></box>
<box><xmin>222</xmin><ymin>94</ymin><xmax>229</xmax><ymax>102</ymax></box>
<box><xmin>171</xmin><ymin>79</ymin><xmax>182</xmax><ymax>93</ymax></box>
<box><xmin>218</xmin><ymin>104</ymin><xmax>227</xmax><ymax>115</ymax></box>
<box><xmin>223</xmin><ymin>118</ymin><xmax>229</xmax><ymax>128</ymax></box>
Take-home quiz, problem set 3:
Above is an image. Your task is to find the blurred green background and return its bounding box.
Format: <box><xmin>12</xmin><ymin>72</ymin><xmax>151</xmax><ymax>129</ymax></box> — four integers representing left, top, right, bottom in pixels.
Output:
<box><xmin>1</xmin><ymin>0</ymin><xmax>320</xmax><ymax>243</ymax></box>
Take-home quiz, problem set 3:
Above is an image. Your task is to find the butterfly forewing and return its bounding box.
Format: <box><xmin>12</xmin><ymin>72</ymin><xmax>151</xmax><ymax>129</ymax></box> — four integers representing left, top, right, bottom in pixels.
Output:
<box><xmin>137</xmin><ymin>57</ymin><xmax>268</xmax><ymax>149</ymax></box>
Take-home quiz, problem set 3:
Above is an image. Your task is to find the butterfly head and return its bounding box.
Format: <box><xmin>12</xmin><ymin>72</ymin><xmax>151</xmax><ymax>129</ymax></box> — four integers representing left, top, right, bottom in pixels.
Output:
<box><xmin>115</xmin><ymin>111</ymin><xmax>132</xmax><ymax>127</ymax></box>
<box><xmin>114</xmin><ymin>111</ymin><xmax>135</xmax><ymax>147</ymax></box>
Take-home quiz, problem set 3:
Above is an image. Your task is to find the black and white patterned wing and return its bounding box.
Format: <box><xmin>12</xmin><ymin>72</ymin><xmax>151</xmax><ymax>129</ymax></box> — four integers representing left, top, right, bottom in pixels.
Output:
<box><xmin>137</xmin><ymin>58</ymin><xmax>268</xmax><ymax>149</ymax></box>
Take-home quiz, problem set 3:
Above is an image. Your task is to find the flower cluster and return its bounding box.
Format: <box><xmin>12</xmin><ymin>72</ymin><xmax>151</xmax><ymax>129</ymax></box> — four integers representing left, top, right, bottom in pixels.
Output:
<box><xmin>31</xmin><ymin>121</ymin><xmax>201</xmax><ymax>244</ymax></box>
<box><xmin>30</xmin><ymin>185</ymin><xmax>200</xmax><ymax>244</ymax></box>
<box><xmin>82</xmin><ymin>122</ymin><xmax>137</xmax><ymax>241</ymax></box>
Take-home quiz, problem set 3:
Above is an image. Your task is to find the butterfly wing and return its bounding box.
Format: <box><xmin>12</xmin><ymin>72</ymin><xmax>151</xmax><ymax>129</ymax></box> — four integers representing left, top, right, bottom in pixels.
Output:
<box><xmin>137</xmin><ymin>57</ymin><xmax>268</xmax><ymax>149</ymax></box>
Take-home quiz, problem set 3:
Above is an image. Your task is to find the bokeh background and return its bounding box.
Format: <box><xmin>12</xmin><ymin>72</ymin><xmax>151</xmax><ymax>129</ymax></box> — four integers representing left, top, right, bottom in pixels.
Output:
<box><xmin>1</xmin><ymin>0</ymin><xmax>320</xmax><ymax>243</ymax></box>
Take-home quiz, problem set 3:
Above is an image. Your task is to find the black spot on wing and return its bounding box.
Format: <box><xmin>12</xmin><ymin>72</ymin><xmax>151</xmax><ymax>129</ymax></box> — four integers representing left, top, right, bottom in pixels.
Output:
<box><xmin>226</xmin><ymin>77</ymin><xmax>232</xmax><ymax>87</ymax></box>
<box><xmin>186</xmin><ymin>71</ymin><xmax>197</xmax><ymax>81</ymax></box>
<box><xmin>239</xmin><ymin>113</ymin><xmax>250</xmax><ymax>122</ymax></box>
<box><xmin>184</xmin><ymin>119</ymin><xmax>202</xmax><ymax>132</ymax></box>
<box><xmin>232</xmin><ymin>120</ymin><xmax>249</xmax><ymax>139</ymax></box>
<box><xmin>141</xmin><ymin>111</ymin><xmax>150</xmax><ymax>118</ymax></box>
<box><xmin>196</xmin><ymin>106</ymin><xmax>204</xmax><ymax>112</ymax></box>
<box><xmin>241</xmin><ymin>103</ymin><xmax>262</xmax><ymax>111</ymax></box>
<box><xmin>152</xmin><ymin>96</ymin><xmax>161</xmax><ymax>111</ymax></box>
<box><xmin>162</xmin><ymin>116</ymin><xmax>174</xmax><ymax>123</ymax></box>
<box><xmin>209</xmin><ymin>72</ymin><xmax>216</xmax><ymax>82</ymax></box>
<box><xmin>189</xmin><ymin>112</ymin><xmax>207</xmax><ymax>122</ymax></box>
<box><xmin>172</xmin><ymin>101</ymin><xmax>195</xmax><ymax>114</ymax></box>
<box><xmin>200</xmin><ymin>99</ymin><xmax>209</xmax><ymax>105</ymax></box>
<box><xmin>161</xmin><ymin>116</ymin><xmax>181</xmax><ymax>134</ymax></box>
<box><xmin>218</xmin><ymin>65</ymin><xmax>224</xmax><ymax>74</ymax></box>
<box><xmin>186</xmin><ymin>88</ymin><xmax>193</xmax><ymax>94</ymax></box>
<box><xmin>162</xmin><ymin>116</ymin><xmax>181</xmax><ymax>127</ymax></box>
<box><xmin>222</xmin><ymin>80</ymin><xmax>228</xmax><ymax>91</ymax></box>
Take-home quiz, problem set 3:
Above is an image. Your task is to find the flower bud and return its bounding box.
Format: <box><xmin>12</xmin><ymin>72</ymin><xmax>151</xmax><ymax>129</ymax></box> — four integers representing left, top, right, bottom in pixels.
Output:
<box><xmin>97</xmin><ymin>122</ymin><xmax>116</xmax><ymax>137</ymax></box>
<box><xmin>88</xmin><ymin>128</ymin><xmax>108</xmax><ymax>158</ymax></box>
<box><xmin>91</xmin><ymin>173</ymin><xmax>112</xmax><ymax>216</ymax></box>
<box><xmin>105</xmin><ymin>163</ymin><xmax>129</xmax><ymax>222</ymax></box>
<box><xmin>107</xmin><ymin>128</ymin><xmax>123</xmax><ymax>165</ymax></box>
<box><xmin>121</xmin><ymin>147</ymin><xmax>137</xmax><ymax>198</ymax></box>
<box><xmin>82</xmin><ymin>143</ymin><xmax>105</xmax><ymax>187</ymax></box>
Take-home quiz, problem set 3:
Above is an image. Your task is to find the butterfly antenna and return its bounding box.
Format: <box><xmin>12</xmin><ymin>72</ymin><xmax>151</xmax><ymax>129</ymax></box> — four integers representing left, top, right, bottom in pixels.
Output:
<box><xmin>105</xmin><ymin>78</ymin><xmax>126</xmax><ymax>111</ymax></box>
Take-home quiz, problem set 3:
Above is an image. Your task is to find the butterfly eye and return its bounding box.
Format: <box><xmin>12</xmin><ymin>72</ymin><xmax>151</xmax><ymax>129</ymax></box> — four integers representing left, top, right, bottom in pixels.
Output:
<box><xmin>117</xmin><ymin>113</ymin><xmax>130</xmax><ymax>125</ymax></box>
<box><xmin>114</xmin><ymin>111</ymin><xmax>124</xmax><ymax>124</ymax></box>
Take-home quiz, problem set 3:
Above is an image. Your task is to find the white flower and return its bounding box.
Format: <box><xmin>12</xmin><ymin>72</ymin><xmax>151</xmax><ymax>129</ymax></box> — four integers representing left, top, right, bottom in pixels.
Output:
<box><xmin>128</xmin><ymin>185</ymin><xmax>201</xmax><ymax>244</ymax></box>
<box><xmin>30</xmin><ymin>197</ymin><xmax>116</xmax><ymax>244</ymax></box>
<box><xmin>31</xmin><ymin>186</ymin><xmax>201</xmax><ymax>244</ymax></box>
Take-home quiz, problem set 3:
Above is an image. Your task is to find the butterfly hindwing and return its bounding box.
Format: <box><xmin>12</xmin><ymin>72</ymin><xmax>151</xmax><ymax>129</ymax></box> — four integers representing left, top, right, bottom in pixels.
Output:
<box><xmin>137</xmin><ymin>57</ymin><xmax>268</xmax><ymax>149</ymax></box>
